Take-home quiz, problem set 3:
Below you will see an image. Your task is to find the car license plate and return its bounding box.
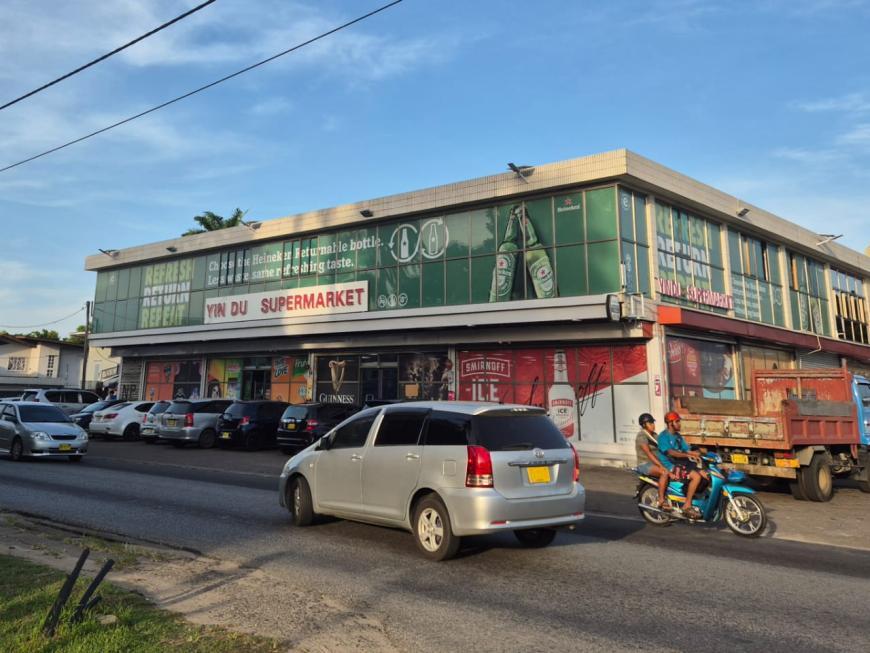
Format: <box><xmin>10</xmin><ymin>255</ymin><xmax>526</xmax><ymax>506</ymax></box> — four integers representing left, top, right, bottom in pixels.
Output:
<box><xmin>286</xmin><ymin>422</ymin><xmax>296</xmax><ymax>431</ymax></box>
<box><xmin>58</xmin><ymin>444</ymin><xmax>72</xmax><ymax>452</ymax></box>
<box><xmin>221</xmin><ymin>431</ymin><xmax>232</xmax><ymax>439</ymax></box>
<box><xmin>167</xmin><ymin>419</ymin><xmax>177</xmax><ymax>427</ymax></box>
<box><xmin>527</xmin><ymin>466</ymin><xmax>551</xmax><ymax>484</ymax></box>
<box><xmin>775</xmin><ymin>458</ymin><xmax>799</xmax><ymax>468</ymax></box>
<box><xmin>730</xmin><ymin>453</ymin><xmax>749</xmax><ymax>464</ymax></box>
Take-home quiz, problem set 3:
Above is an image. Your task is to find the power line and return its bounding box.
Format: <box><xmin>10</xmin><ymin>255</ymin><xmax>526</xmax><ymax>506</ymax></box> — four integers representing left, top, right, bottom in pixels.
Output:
<box><xmin>0</xmin><ymin>0</ymin><xmax>405</xmax><ymax>174</ymax></box>
<box><xmin>0</xmin><ymin>0</ymin><xmax>218</xmax><ymax>112</ymax></box>
<box><xmin>0</xmin><ymin>306</ymin><xmax>85</xmax><ymax>329</ymax></box>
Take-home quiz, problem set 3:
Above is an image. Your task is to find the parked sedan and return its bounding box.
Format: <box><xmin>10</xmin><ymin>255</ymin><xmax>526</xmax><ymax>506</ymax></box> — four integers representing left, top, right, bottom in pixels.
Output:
<box><xmin>279</xmin><ymin>402</ymin><xmax>585</xmax><ymax>560</ymax></box>
<box><xmin>217</xmin><ymin>400</ymin><xmax>289</xmax><ymax>451</ymax></box>
<box><xmin>276</xmin><ymin>403</ymin><xmax>359</xmax><ymax>454</ymax></box>
<box><xmin>70</xmin><ymin>399</ymin><xmax>126</xmax><ymax>430</ymax></box>
<box><xmin>140</xmin><ymin>400</ymin><xmax>171</xmax><ymax>443</ymax></box>
<box><xmin>0</xmin><ymin>401</ymin><xmax>89</xmax><ymax>462</ymax></box>
<box><xmin>88</xmin><ymin>401</ymin><xmax>154</xmax><ymax>440</ymax></box>
<box><xmin>157</xmin><ymin>399</ymin><xmax>232</xmax><ymax>449</ymax></box>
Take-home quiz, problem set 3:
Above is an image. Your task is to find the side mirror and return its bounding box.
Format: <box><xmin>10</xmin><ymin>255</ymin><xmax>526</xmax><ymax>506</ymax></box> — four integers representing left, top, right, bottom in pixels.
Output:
<box><xmin>315</xmin><ymin>436</ymin><xmax>330</xmax><ymax>451</ymax></box>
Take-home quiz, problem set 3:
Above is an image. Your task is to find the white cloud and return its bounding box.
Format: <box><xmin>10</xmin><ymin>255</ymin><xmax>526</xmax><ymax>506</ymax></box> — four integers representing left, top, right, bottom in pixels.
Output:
<box><xmin>249</xmin><ymin>97</ymin><xmax>293</xmax><ymax>116</ymax></box>
<box><xmin>836</xmin><ymin>123</ymin><xmax>870</xmax><ymax>145</ymax></box>
<box><xmin>794</xmin><ymin>92</ymin><xmax>870</xmax><ymax>113</ymax></box>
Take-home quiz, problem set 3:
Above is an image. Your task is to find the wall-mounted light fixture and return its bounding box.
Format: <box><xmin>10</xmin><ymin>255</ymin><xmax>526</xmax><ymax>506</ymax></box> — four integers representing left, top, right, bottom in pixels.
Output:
<box><xmin>360</xmin><ymin>209</ymin><xmax>374</xmax><ymax>218</ymax></box>
<box><xmin>736</xmin><ymin>207</ymin><xmax>750</xmax><ymax>218</ymax></box>
<box><xmin>98</xmin><ymin>248</ymin><xmax>119</xmax><ymax>258</ymax></box>
<box><xmin>166</xmin><ymin>246</ymin><xmax>178</xmax><ymax>253</ymax></box>
<box><xmin>508</xmin><ymin>162</ymin><xmax>534</xmax><ymax>183</ymax></box>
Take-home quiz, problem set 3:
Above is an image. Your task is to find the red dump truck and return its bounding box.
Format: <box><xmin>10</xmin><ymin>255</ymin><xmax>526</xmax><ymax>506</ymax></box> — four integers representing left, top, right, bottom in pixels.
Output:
<box><xmin>675</xmin><ymin>369</ymin><xmax>870</xmax><ymax>502</ymax></box>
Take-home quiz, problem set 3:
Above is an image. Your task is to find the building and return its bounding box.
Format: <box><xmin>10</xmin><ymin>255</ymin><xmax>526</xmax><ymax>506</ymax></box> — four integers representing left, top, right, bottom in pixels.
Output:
<box><xmin>0</xmin><ymin>334</ymin><xmax>85</xmax><ymax>397</ymax></box>
<box><xmin>83</xmin><ymin>346</ymin><xmax>121</xmax><ymax>393</ymax></box>
<box><xmin>84</xmin><ymin>150</ymin><xmax>870</xmax><ymax>466</ymax></box>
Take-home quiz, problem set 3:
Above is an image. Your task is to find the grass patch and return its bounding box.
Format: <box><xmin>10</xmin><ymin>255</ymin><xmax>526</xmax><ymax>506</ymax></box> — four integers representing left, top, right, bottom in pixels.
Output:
<box><xmin>0</xmin><ymin>555</ymin><xmax>281</xmax><ymax>652</ymax></box>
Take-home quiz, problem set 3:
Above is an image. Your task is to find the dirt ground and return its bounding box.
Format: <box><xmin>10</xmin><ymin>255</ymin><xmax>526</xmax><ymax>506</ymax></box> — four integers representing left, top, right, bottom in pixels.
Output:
<box><xmin>0</xmin><ymin>512</ymin><xmax>398</xmax><ymax>653</ymax></box>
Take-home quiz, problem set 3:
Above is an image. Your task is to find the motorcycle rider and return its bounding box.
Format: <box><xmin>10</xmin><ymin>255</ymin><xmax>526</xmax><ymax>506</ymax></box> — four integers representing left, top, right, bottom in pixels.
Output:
<box><xmin>635</xmin><ymin>413</ymin><xmax>670</xmax><ymax>510</ymax></box>
<box><xmin>656</xmin><ymin>411</ymin><xmax>706</xmax><ymax>520</ymax></box>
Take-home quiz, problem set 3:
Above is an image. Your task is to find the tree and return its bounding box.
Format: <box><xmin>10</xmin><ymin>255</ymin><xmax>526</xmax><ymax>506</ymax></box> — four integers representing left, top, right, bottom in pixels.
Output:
<box><xmin>182</xmin><ymin>208</ymin><xmax>247</xmax><ymax>236</ymax></box>
<box><xmin>65</xmin><ymin>324</ymin><xmax>88</xmax><ymax>344</ymax></box>
<box><xmin>26</xmin><ymin>329</ymin><xmax>60</xmax><ymax>341</ymax></box>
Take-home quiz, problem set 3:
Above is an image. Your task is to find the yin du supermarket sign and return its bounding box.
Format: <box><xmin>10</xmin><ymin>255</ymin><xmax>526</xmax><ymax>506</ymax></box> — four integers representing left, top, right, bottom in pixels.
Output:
<box><xmin>204</xmin><ymin>281</ymin><xmax>368</xmax><ymax>324</ymax></box>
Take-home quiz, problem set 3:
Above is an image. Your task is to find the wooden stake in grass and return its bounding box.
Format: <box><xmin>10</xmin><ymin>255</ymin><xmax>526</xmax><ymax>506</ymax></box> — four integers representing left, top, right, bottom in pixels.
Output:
<box><xmin>43</xmin><ymin>548</ymin><xmax>90</xmax><ymax>636</ymax></box>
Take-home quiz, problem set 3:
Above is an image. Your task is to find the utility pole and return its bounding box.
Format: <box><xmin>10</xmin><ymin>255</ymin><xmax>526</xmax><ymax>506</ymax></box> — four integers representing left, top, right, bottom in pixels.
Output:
<box><xmin>80</xmin><ymin>301</ymin><xmax>90</xmax><ymax>389</ymax></box>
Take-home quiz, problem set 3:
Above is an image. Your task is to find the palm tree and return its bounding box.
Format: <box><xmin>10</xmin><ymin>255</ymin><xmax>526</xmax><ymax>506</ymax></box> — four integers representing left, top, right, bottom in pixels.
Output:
<box><xmin>182</xmin><ymin>208</ymin><xmax>247</xmax><ymax>236</ymax></box>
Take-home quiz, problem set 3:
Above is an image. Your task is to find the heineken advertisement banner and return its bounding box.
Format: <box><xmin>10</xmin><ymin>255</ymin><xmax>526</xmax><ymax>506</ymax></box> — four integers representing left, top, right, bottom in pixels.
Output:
<box><xmin>203</xmin><ymin>281</ymin><xmax>368</xmax><ymax>324</ymax></box>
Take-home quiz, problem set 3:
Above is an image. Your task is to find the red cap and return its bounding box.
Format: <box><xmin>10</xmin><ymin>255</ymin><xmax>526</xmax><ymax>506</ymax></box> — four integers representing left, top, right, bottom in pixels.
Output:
<box><xmin>664</xmin><ymin>411</ymin><xmax>681</xmax><ymax>424</ymax></box>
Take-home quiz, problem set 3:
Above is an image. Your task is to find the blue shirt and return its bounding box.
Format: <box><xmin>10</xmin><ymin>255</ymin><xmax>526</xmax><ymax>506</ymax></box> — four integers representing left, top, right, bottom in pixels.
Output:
<box><xmin>656</xmin><ymin>429</ymin><xmax>689</xmax><ymax>471</ymax></box>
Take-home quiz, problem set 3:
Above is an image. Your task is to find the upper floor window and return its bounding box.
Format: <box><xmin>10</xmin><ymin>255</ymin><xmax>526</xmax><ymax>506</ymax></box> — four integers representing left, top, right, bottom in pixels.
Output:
<box><xmin>727</xmin><ymin>229</ymin><xmax>786</xmax><ymax>326</ymax></box>
<box><xmin>831</xmin><ymin>269</ymin><xmax>868</xmax><ymax>345</ymax></box>
<box><xmin>788</xmin><ymin>253</ymin><xmax>830</xmax><ymax>336</ymax></box>
<box><xmin>7</xmin><ymin>356</ymin><xmax>26</xmax><ymax>372</ymax></box>
<box><xmin>46</xmin><ymin>354</ymin><xmax>56</xmax><ymax>378</ymax></box>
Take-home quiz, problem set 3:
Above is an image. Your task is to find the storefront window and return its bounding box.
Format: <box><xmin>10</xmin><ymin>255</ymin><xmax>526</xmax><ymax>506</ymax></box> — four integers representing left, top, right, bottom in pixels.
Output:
<box><xmin>727</xmin><ymin>229</ymin><xmax>786</xmax><ymax>326</ymax></box>
<box><xmin>739</xmin><ymin>345</ymin><xmax>794</xmax><ymax>398</ymax></box>
<box><xmin>655</xmin><ymin>202</ymin><xmax>729</xmax><ymax>313</ymax></box>
<box><xmin>270</xmin><ymin>356</ymin><xmax>310</xmax><ymax>403</ymax></box>
<box><xmin>788</xmin><ymin>253</ymin><xmax>830</xmax><ymax>336</ymax></box>
<box><xmin>144</xmin><ymin>360</ymin><xmax>202</xmax><ymax>401</ymax></box>
<box><xmin>667</xmin><ymin>337</ymin><xmax>737</xmax><ymax>402</ymax></box>
<box><xmin>206</xmin><ymin>359</ymin><xmax>242</xmax><ymax>399</ymax></box>
<box><xmin>831</xmin><ymin>268</ymin><xmax>868</xmax><ymax>344</ymax></box>
<box><xmin>457</xmin><ymin>344</ymin><xmax>648</xmax><ymax>446</ymax></box>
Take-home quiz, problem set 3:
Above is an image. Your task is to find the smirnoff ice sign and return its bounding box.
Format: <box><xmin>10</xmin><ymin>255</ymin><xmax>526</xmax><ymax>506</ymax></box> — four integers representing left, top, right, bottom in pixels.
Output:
<box><xmin>204</xmin><ymin>281</ymin><xmax>368</xmax><ymax>324</ymax></box>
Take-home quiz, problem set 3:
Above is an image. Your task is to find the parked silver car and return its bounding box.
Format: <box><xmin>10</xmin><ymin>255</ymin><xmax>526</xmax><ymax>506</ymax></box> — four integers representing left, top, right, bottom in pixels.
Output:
<box><xmin>0</xmin><ymin>401</ymin><xmax>89</xmax><ymax>462</ymax></box>
<box><xmin>140</xmin><ymin>400</ymin><xmax>171</xmax><ymax>443</ymax></box>
<box><xmin>19</xmin><ymin>388</ymin><xmax>101</xmax><ymax>415</ymax></box>
<box><xmin>279</xmin><ymin>402</ymin><xmax>585</xmax><ymax>560</ymax></box>
<box><xmin>88</xmin><ymin>401</ymin><xmax>154</xmax><ymax>440</ymax></box>
<box><xmin>157</xmin><ymin>399</ymin><xmax>233</xmax><ymax>449</ymax></box>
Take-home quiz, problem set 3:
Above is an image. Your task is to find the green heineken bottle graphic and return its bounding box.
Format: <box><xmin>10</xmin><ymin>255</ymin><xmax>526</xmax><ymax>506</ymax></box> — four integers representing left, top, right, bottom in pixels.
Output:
<box><xmin>489</xmin><ymin>208</ymin><xmax>520</xmax><ymax>302</ymax></box>
<box><xmin>523</xmin><ymin>209</ymin><xmax>556</xmax><ymax>298</ymax></box>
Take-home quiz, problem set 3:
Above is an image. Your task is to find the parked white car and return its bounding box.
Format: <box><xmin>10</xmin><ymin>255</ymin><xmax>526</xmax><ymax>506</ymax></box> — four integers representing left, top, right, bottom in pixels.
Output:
<box><xmin>88</xmin><ymin>401</ymin><xmax>154</xmax><ymax>440</ymax></box>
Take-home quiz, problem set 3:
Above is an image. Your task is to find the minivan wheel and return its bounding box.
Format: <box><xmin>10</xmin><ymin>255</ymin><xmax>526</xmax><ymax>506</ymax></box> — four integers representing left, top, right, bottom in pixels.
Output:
<box><xmin>122</xmin><ymin>424</ymin><xmax>139</xmax><ymax>442</ymax></box>
<box><xmin>289</xmin><ymin>476</ymin><xmax>315</xmax><ymax>526</ymax></box>
<box><xmin>198</xmin><ymin>429</ymin><xmax>216</xmax><ymax>449</ymax></box>
<box><xmin>413</xmin><ymin>495</ymin><xmax>460</xmax><ymax>561</ymax></box>
<box><xmin>513</xmin><ymin>528</ymin><xmax>557</xmax><ymax>548</ymax></box>
<box><xmin>10</xmin><ymin>437</ymin><xmax>24</xmax><ymax>462</ymax></box>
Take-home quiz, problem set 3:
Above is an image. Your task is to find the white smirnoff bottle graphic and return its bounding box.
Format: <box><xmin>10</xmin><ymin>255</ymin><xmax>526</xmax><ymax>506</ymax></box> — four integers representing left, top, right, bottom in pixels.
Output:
<box><xmin>549</xmin><ymin>350</ymin><xmax>578</xmax><ymax>439</ymax></box>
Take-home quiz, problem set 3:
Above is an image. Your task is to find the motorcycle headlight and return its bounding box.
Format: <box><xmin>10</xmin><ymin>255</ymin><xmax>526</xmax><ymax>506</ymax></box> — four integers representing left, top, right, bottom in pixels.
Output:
<box><xmin>31</xmin><ymin>431</ymin><xmax>50</xmax><ymax>441</ymax></box>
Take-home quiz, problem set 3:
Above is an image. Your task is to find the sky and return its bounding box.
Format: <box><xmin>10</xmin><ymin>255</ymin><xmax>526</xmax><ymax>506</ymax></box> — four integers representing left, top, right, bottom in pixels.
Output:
<box><xmin>1</xmin><ymin>0</ymin><xmax>869</xmax><ymax>338</ymax></box>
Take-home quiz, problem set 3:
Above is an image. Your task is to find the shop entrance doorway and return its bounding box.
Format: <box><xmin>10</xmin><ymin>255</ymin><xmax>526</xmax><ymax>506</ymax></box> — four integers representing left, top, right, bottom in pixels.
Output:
<box><xmin>360</xmin><ymin>353</ymin><xmax>398</xmax><ymax>402</ymax></box>
<box><xmin>242</xmin><ymin>357</ymin><xmax>273</xmax><ymax>399</ymax></box>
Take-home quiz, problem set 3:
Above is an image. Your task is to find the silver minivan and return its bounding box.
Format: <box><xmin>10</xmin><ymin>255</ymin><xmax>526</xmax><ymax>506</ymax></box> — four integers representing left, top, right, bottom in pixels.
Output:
<box><xmin>20</xmin><ymin>388</ymin><xmax>101</xmax><ymax>415</ymax></box>
<box><xmin>279</xmin><ymin>402</ymin><xmax>585</xmax><ymax>560</ymax></box>
<box><xmin>157</xmin><ymin>399</ymin><xmax>233</xmax><ymax>449</ymax></box>
<box><xmin>0</xmin><ymin>401</ymin><xmax>89</xmax><ymax>461</ymax></box>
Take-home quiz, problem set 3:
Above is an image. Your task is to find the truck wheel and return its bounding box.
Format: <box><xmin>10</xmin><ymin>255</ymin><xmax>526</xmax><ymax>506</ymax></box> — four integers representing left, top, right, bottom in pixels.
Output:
<box><xmin>803</xmin><ymin>454</ymin><xmax>834</xmax><ymax>502</ymax></box>
<box><xmin>788</xmin><ymin>480</ymin><xmax>807</xmax><ymax>500</ymax></box>
<box><xmin>858</xmin><ymin>479</ymin><xmax>870</xmax><ymax>494</ymax></box>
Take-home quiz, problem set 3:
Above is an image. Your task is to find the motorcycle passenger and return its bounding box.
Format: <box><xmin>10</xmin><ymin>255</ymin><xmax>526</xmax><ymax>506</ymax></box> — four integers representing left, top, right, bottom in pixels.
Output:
<box><xmin>656</xmin><ymin>411</ymin><xmax>706</xmax><ymax>520</ymax></box>
<box><xmin>635</xmin><ymin>413</ymin><xmax>670</xmax><ymax>511</ymax></box>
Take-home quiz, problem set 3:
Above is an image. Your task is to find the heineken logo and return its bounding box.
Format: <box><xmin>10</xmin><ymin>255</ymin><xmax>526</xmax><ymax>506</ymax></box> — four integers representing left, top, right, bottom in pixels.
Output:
<box><xmin>556</xmin><ymin>197</ymin><xmax>581</xmax><ymax>213</ymax></box>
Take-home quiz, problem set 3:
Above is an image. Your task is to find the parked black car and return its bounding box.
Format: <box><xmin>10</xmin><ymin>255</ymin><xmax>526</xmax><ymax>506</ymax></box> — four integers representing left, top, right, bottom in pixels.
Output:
<box><xmin>217</xmin><ymin>400</ymin><xmax>289</xmax><ymax>451</ymax></box>
<box><xmin>276</xmin><ymin>403</ymin><xmax>359</xmax><ymax>454</ymax></box>
<box><xmin>70</xmin><ymin>399</ymin><xmax>126</xmax><ymax>430</ymax></box>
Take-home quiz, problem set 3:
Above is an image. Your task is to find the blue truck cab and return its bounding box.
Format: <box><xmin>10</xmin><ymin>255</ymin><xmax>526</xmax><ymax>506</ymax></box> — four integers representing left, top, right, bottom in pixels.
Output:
<box><xmin>853</xmin><ymin>375</ymin><xmax>870</xmax><ymax>447</ymax></box>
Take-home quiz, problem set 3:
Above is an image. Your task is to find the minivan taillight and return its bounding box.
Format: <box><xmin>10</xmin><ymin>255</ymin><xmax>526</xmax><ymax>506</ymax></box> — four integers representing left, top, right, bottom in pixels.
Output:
<box><xmin>466</xmin><ymin>445</ymin><xmax>493</xmax><ymax>488</ymax></box>
<box><xmin>184</xmin><ymin>412</ymin><xmax>194</xmax><ymax>428</ymax></box>
<box><xmin>572</xmin><ymin>446</ymin><xmax>580</xmax><ymax>482</ymax></box>
<box><xmin>142</xmin><ymin>414</ymin><xmax>147</xmax><ymax>424</ymax></box>
<box><xmin>305</xmin><ymin>419</ymin><xmax>320</xmax><ymax>432</ymax></box>
<box><xmin>240</xmin><ymin>415</ymin><xmax>250</xmax><ymax>426</ymax></box>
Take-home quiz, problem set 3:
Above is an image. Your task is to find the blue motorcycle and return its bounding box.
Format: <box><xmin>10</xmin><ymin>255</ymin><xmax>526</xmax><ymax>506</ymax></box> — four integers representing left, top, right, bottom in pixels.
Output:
<box><xmin>636</xmin><ymin>453</ymin><xmax>767</xmax><ymax>537</ymax></box>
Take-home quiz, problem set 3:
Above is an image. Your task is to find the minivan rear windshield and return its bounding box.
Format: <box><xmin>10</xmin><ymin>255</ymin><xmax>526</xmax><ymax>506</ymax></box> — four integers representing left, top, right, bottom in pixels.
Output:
<box><xmin>225</xmin><ymin>402</ymin><xmax>256</xmax><ymax>417</ymax></box>
<box><xmin>148</xmin><ymin>402</ymin><xmax>171</xmax><ymax>415</ymax></box>
<box><xmin>472</xmin><ymin>415</ymin><xmax>571</xmax><ymax>451</ymax></box>
<box><xmin>166</xmin><ymin>401</ymin><xmax>193</xmax><ymax>414</ymax></box>
<box><xmin>281</xmin><ymin>406</ymin><xmax>313</xmax><ymax>420</ymax></box>
<box><xmin>19</xmin><ymin>405</ymin><xmax>70</xmax><ymax>423</ymax></box>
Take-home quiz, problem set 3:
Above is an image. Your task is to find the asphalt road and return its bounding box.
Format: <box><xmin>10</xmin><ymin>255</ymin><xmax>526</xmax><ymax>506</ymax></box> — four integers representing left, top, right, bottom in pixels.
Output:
<box><xmin>1</xmin><ymin>452</ymin><xmax>869</xmax><ymax>652</ymax></box>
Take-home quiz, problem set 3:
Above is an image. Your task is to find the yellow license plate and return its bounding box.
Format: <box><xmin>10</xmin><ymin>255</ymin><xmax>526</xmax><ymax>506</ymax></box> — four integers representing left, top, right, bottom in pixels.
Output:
<box><xmin>286</xmin><ymin>423</ymin><xmax>296</xmax><ymax>431</ymax></box>
<box><xmin>527</xmin><ymin>466</ymin><xmax>551</xmax><ymax>484</ymax></box>
<box><xmin>167</xmin><ymin>419</ymin><xmax>177</xmax><ymax>427</ymax></box>
<box><xmin>730</xmin><ymin>453</ymin><xmax>749</xmax><ymax>464</ymax></box>
<box><xmin>775</xmin><ymin>458</ymin><xmax>799</xmax><ymax>468</ymax></box>
<box><xmin>221</xmin><ymin>432</ymin><xmax>232</xmax><ymax>439</ymax></box>
<box><xmin>58</xmin><ymin>444</ymin><xmax>72</xmax><ymax>452</ymax></box>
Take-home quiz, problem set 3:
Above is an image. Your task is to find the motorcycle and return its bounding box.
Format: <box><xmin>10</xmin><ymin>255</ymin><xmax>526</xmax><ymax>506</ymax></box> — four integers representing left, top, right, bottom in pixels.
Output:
<box><xmin>635</xmin><ymin>452</ymin><xmax>767</xmax><ymax>537</ymax></box>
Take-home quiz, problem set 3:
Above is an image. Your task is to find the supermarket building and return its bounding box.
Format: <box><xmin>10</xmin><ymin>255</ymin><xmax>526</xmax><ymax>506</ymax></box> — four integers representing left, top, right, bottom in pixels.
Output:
<box><xmin>85</xmin><ymin>150</ymin><xmax>870</xmax><ymax>466</ymax></box>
